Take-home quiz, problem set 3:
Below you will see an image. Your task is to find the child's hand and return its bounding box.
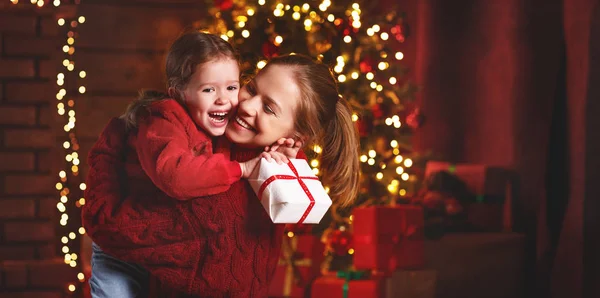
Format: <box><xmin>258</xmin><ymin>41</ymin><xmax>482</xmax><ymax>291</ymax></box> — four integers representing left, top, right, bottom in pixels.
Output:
<box><xmin>260</xmin><ymin>151</ymin><xmax>289</xmax><ymax>164</ymax></box>
<box><xmin>239</xmin><ymin>151</ymin><xmax>289</xmax><ymax>178</ymax></box>
<box><xmin>265</xmin><ymin>138</ymin><xmax>303</xmax><ymax>159</ymax></box>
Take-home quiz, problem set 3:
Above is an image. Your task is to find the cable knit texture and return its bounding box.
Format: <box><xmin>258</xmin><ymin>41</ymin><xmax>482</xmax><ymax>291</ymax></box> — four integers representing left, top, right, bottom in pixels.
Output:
<box><xmin>82</xmin><ymin>112</ymin><xmax>303</xmax><ymax>296</ymax></box>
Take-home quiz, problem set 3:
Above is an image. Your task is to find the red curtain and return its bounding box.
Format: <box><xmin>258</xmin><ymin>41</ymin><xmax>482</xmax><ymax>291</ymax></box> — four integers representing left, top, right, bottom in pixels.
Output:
<box><xmin>410</xmin><ymin>0</ymin><xmax>600</xmax><ymax>296</ymax></box>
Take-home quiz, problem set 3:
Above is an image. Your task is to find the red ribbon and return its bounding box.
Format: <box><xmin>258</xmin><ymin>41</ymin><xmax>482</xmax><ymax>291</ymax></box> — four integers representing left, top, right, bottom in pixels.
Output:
<box><xmin>257</xmin><ymin>161</ymin><xmax>319</xmax><ymax>224</ymax></box>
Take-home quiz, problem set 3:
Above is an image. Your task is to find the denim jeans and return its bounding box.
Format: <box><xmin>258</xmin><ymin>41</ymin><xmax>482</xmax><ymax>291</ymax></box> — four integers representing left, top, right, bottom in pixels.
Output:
<box><xmin>89</xmin><ymin>242</ymin><xmax>149</xmax><ymax>298</ymax></box>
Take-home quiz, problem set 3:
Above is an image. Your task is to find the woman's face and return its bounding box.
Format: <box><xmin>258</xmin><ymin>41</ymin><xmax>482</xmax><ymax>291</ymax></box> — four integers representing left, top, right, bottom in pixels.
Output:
<box><xmin>225</xmin><ymin>64</ymin><xmax>300</xmax><ymax>148</ymax></box>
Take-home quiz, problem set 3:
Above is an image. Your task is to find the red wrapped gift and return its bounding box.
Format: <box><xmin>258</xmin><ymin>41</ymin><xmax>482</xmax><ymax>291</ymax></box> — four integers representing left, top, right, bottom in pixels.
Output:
<box><xmin>311</xmin><ymin>274</ymin><xmax>384</xmax><ymax>298</ymax></box>
<box><xmin>352</xmin><ymin>205</ymin><xmax>425</xmax><ymax>271</ymax></box>
<box><xmin>424</xmin><ymin>161</ymin><xmax>513</xmax><ymax>231</ymax></box>
<box><xmin>268</xmin><ymin>234</ymin><xmax>325</xmax><ymax>297</ymax></box>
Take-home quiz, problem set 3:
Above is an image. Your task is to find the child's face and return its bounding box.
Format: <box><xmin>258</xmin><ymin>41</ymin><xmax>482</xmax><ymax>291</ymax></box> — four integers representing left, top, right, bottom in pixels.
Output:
<box><xmin>181</xmin><ymin>58</ymin><xmax>240</xmax><ymax>137</ymax></box>
<box><xmin>225</xmin><ymin>65</ymin><xmax>300</xmax><ymax>148</ymax></box>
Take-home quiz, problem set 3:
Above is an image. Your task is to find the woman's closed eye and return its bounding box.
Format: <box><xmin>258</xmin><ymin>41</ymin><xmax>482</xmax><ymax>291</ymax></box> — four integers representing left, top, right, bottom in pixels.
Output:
<box><xmin>263</xmin><ymin>103</ymin><xmax>275</xmax><ymax>115</ymax></box>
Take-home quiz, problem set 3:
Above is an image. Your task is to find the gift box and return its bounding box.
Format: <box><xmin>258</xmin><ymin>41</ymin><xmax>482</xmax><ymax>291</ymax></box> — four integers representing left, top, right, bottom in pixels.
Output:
<box><xmin>424</xmin><ymin>161</ymin><xmax>511</xmax><ymax>200</ymax></box>
<box><xmin>249</xmin><ymin>158</ymin><xmax>332</xmax><ymax>224</ymax></box>
<box><xmin>352</xmin><ymin>205</ymin><xmax>425</xmax><ymax>271</ymax></box>
<box><xmin>311</xmin><ymin>273</ymin><xmax>384</xmax><ymax>298</ymax></box>
<box><xmin>384</xmin><ymin>269</ymin><xmax>437</xmax><ymax>298</ymax></box>
<box><xmin>269</xmin><ymin>234</ymin><xmax>325</xmax><ymax>297</ymax></box>
<box><xmin>424</xmin><ymin>161</ymin><xmax>514</xmax><ymax>232</ymax></box>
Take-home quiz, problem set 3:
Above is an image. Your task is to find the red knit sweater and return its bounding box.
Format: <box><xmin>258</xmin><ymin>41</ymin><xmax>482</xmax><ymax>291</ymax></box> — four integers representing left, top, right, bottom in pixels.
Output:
<box><xmin>82</xmin><ymin>103</ymin><xmax>299</xmax><ymax>297</ymax></box>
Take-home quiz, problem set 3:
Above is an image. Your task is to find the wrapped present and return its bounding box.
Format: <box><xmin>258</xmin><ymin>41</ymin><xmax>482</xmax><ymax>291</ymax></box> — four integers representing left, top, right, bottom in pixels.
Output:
<box><xmin>269</xmin><ymin>234</ymin><xmax>325</xmax><ymax>297</ymax></box>
<box><xmin>424</xmin><ymin>161</ymin><xmax>511</xmax><ymax>200</ymax></box>
<box><xmin>384</xmin><ymin>269</ymin><xmax>437</xmax><ymax>298</ymax></box>
<box><xmin>249</xmin><ymin>158</ymin><xmax>332</xmax><ymax>224</ymax></box>
<box><xmin>424</xmin><ymin>161</ymin><xmax>513</xmax><ymax>232</ymax></box>
<box><xmin>311</xmin><ymin>271</ymin><xmax>384</xmax><ymax>298</ymax></box>
<box><xmin>352</xmin><ymin>205</ymin><xmax>425</xmax><ymax>271</ymax></box>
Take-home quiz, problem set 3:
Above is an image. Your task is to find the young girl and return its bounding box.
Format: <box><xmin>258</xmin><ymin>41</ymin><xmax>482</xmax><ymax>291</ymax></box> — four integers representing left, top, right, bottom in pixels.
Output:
<box><xmin>83</xmin><ymin>54</ymin><xmax>360</xmax><ymax>297</ymax></box>
<box><xmin>86</xmin><ymin>31</ymin><xmax>293</xmax><ymax>298</ymax></box>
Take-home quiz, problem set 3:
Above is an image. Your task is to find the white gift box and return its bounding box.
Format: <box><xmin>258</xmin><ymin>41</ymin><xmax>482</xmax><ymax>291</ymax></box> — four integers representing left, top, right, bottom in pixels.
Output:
<box><xmin>248</xmin><ymin>158</ymin><xmax>332</xmax><ymax>224</ymax></box>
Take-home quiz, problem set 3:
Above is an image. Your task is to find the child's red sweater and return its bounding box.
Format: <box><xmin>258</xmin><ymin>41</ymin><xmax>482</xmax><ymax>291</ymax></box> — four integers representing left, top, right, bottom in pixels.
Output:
<box><xmin>82</xmin><ymin>102</ymin><xmax>298</xmax><ymax>297</ymax></box>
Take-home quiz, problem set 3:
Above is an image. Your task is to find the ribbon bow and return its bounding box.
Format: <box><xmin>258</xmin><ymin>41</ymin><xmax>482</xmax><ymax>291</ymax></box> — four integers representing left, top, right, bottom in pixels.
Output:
<box><xmin>336</xmin><ymin>270</ymin><xmax>368</xmax><ymax>298</ymax></box>
<box><xmin>257</xmin><ymin>161</ymin><xmax>319</xmax><ymax>224</ymax></box>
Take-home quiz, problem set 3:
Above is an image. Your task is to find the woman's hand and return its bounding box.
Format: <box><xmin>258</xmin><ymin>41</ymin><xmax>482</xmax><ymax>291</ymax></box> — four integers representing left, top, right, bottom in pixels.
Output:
<box><xmin>265</xmin><ymin>138</ymin><xmax>303</xmax><ymax>159</ymax></box>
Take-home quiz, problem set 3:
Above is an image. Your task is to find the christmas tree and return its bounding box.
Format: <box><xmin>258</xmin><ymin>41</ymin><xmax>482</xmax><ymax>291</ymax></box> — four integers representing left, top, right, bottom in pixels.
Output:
<box><xmin>198</xmin><ymin>0</ymin><xmax>425</xmax><ymax>270</ymax></box>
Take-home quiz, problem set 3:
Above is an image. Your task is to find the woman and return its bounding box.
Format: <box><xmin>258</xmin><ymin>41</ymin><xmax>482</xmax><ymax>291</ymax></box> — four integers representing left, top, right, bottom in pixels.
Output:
<box><xmin>83</xmin><ymin>54</ymin><xmax>360</xmax><ymax>297</ymax></box>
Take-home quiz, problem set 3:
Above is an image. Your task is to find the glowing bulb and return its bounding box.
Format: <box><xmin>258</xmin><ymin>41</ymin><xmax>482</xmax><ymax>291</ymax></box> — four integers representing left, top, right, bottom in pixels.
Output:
<box><xmin>247</xmin><ymin>8</ymin><xmax>255</xmax><ymax>15</ymax></box>
<box><xmin>348</xmin><ymin>248</ymin><xmax>355</xmax><ymax>255</ymax></box>
<box><xmin>257</xmin><ymin>60</ymin><xmax>267</xmax><ymax>69</ymax></box>
<box><xmin>312</xmin><ymin>168</ymin><xmax>319</xmax><ymax>175</ymax></box>
<box><xmin>366</xmin><ymin>72</ymin><xmax>374</xmax><ymax>80</ymax></box>
<box><xmin>372</xmin><ymin>24</ymin><xmax>381</xmax><ymax>32</ymax></box>
<box><xmin>338</xmin><ymin>74</ymin><xmax>346</xmax><ymax>82</ymax></box>
<box><xmin>389</xmin><ymin>77</ymin><xmax>397</xmax><ymax>84</ymax></box>
<box><xmin>381</xmin><ymin>32</ymin><xmax>389</xmax><ymax>40</ymax></box>
<box><xmin>351</xmin><ymin>72</ymin><xmax>359</xmax><ymax>79</ymax></box>
<box><xmin>78</xmin><ymin>86</ymin><xmax>86</xmax><ymax>93</ymax></box>
<box><xmin>343</xmin><ymin>35</ymin><xmax>352</xmax><ymax>43</ymax></box>
<box><xmin>79</xmin><ymin>183</ymin><xmax>86</xmax><ymax>190</ymax></box>
<box><xmin>352</xmin><ymin>21</ymin><xmax>361</xmax><ymax>28</ymax></box>
<box><xmin>58</xmin><ymin>18</ymin><xmax>65</xmax><ymax>26</ymax></box>
<box><xmin>238</xmin><ymin>21</ymin><xmax>246</xmax><ymax>27</ymax></box>
<box><xmin>258</xmin><ymin>0</ymin><xmax>265</xmax><ymax>5</ymax></box>
<box><xmin>351</xmin><ymin>113</ymin><xmax>358</xmax><ymax>121</ymax></box>
<box><xmin>227</xmin><ymin>30</ymin><xmax>234</xmax><ymax>37</ymax></box>
<box><xmin>302</xmin><ymin>3</ymin><xmax>309</xmax><ymax>11</ymax></box>
<box><xmin>367</xmin><ymin>28</ymin><xmax>374</xmax><ymax>36</ymax></box>
<box><xmin>367</xmin><ymin>158</ymin><xmax>375</xmax><ymax>165</ymax></box>
<box><xmin>78</xmin><ymin>273</ymin><xmax>85</xmax><ymax>281</ymax></box>
<box><xmin>69</xmin><ymin>232</ymin><xmax>76</xmax><ymax>239</ymax></box>
<box><xmin>313</xmin><ymin>145</ymin><xmax>322</xmax><ymax>153</ymax></box>
<box><xmin>274</xmin><ymin>35</ymin><xmax>283</xmax><ymax>45</ymax></box>
<box><xmin>404</xmin><ymin>158</ymin><xmax>413</xmax><ymax>167</ymax></box>
<box><xmin>287</xmin><ymin>231</ymin><xmax>294</xmax><ymax>238</ymax></box>
<box><xmin>68</xmin><ymin>284</ymin><xmax>76</xmax><ymax>292</ymax></box>
<box><xmin>395</xmin><ymin>155</ymin><xmax>403</xmax><ymax>163</ymax></box>
<box><xmin>304</xmin><ymin>19</ymin><xmax>312</xmax><ymax>27</ymax></box>
<box><xmin>378</xmin><ymin>62</ymin><xmax>387</xmax><ymax>70</ymax></box>
<box><xmin>399</xmin><ymin>189</ymin><xmax>407</xmax><ymax>196</ymax></box>
<box><xmin>376</xmin><ymin>85</ymin><xmax>383</xmax><ymax>91</ymax></box>
<box><xmin>376</xmin><ymin>172</ymin><xmax>383</xmax><ymax>180</ymax></box>
<box><xmin>394</xmin><ymin>121</ymin><xmax>401</xmax><ymax>128</ymax></box>
<box><xmin>220</xmin><ymin>35</ymin><xmax>228</xmax><ymax>41</ymax></box>
<box><xmin>396</xmin><ymin>166</ymin><xmax>404</xmax><ymax>174</ymax></box>
<box><xmin>395</xmin><ymin>52</ymin><xmax>404</xmax><ymax>60</ymax></box>
<box><xmin>370</xmin><ymin>82</ymin><xmax>377</xmax><ymax>89</ymax></box>
<box><xmin>61</xmin><ymin>236</ymin><xmax>68</xmax><ymax>243</ymax></box>
<box><xmin>368</xmin><ymin>150</ymin><xmax>376</xmax><ymax>158</ymax></box>
<box><xmin>328</xmin><ymin>14</ymin><xmax>335</xmax><ymax>22</ymax></box>
<box><xmin>360</xmin><ymin>155</ymin><xmax>368</xmax><ymax>162</ymax></box>
<box><xmin>390</xmin><ymin>140</ymin><xmax>398</xmax><ymax>148</ymax></box>
<box><xmin>292</xmin><ymin>12</ymin><xmax>301</xmax><ymax>20</ymax></box>
<box><xmin>242</xmin><ymin>30</ymin><xmax>250</xmax><ymax>38</ymax></box>
<box><xmin>385</xmin><ymin>118</ymin><xmax>393</xmax><ymax>126</ymax></box>
<box><xmin>78</xmin><ymin>227</ymin><xmax>85</xmax><ymax>234</ymax></box>
<box><xmin>311</xmin><ymin>159</ymin><xmax>319</xmax><ymax>167</ymax></box>
<box><xmin>401</xmin><ymin>173</ymin><xmax>410</xmax><ymax>181</ymax></box>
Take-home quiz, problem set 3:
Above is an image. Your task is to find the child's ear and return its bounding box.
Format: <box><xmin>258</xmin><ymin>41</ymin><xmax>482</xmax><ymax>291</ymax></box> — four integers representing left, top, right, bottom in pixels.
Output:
<box><xmin>167</xmin><ymin>87</ymin><xmax>178</xmax><ymax>100</ymax></box>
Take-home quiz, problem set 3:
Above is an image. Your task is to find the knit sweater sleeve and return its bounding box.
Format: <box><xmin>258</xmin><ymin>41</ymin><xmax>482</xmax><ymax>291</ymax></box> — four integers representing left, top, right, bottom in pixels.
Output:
<box><xmin>136</xmin><ymin>100</ymin><xmax>242</xmax><ymax>200</ymax></box>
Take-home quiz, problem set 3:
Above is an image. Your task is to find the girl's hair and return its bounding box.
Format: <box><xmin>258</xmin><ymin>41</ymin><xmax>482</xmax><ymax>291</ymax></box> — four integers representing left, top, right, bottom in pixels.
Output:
<box><xmin>121</xmin><ymin>31</ymin><xmax>238</xmax><ymax>129</ymax></box>
<box><xmin>264</xmin><ymin>54</ymin><xmax>360</xmax><ymax>207</ymax></box>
